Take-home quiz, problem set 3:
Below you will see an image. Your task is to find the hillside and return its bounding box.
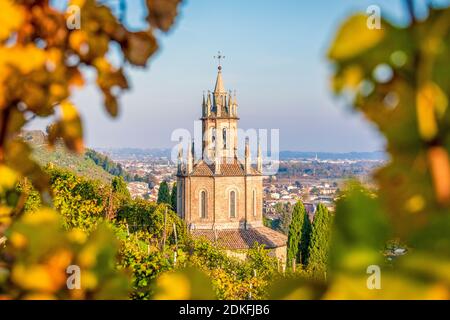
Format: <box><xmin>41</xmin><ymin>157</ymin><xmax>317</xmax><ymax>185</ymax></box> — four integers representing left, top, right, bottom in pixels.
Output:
<box><xmin>23</xmin><ymin>130</ymin><xmax>113</xmax><ymax>183</ymax></box>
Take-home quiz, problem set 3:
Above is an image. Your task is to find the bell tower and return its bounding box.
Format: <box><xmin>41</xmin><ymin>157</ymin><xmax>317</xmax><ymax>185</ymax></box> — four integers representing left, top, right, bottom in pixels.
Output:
<box><xmin>202</xmin><ymin>52</ymin><xmax>239</xmax><ymax>163</ymax></box>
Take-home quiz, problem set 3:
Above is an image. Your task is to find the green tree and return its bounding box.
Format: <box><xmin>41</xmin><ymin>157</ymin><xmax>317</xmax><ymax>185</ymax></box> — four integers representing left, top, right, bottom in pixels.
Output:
<box><xmin>299</xmin><ymin>210</ymin><xmax>312</xmax><ymax>266</ymax></box>
<box><xmin>157</xmin><ymin>181</ymin><xmax>171</xmax><ymax>205</ymax></box>
<box><xmin>112</xmin><ymin>176</ymin><xmax>130</xmax><ymax>198</ymax></box>
<box><xmin>170</xmin><ymin>182</ymin><xmax>177</xmax><ymax>211</ymax></box>
<box><xmin>287</xmin><ymin>201</ymin><xmax>305</xmax><ymax>268</ymax></box>
<box><xmin>307</xmin><ymin>204</ymin><xmax>332</xmax><ymax>276</ymax></box>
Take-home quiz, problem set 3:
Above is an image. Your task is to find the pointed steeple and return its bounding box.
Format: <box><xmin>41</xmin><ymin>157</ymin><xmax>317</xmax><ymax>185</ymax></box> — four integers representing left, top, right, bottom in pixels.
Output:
<box><xmin>214</xmin><ymin>66</ymin><xmax>226</xmax><ymax>94</ymax></box>
<box><xmin>202</xmin><ymin>91</ymin><xmax>206</xmax><ymax>117</ymax></box>
<box><xmin>213</xmin><ymin>51</ymin><xmax>226</xmax><ymax>94</ymax></box>
<box><xmin>245</xmin><ymin>138</ymin><xmax>251</xmax><ymax>174</ymax></box>
<box><xmin>206</xmin><ymin>91</ymin><xmax>211</xmax><ymax>116</ymax></box>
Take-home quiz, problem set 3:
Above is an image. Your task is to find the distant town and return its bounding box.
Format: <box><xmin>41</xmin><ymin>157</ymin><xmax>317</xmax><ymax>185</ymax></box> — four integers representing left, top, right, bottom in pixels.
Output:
<box><xmin>97</xmin><ymin>147</ymin><xmax>384</xmax><ymax>223</ymax></box>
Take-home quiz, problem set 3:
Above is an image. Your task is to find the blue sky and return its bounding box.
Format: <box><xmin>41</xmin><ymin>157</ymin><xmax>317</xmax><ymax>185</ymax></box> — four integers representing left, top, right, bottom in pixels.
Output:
<box><xmin>33</xmin><ymin>0</ymin><xmax>449</xmax><ymax>152</ymax></box>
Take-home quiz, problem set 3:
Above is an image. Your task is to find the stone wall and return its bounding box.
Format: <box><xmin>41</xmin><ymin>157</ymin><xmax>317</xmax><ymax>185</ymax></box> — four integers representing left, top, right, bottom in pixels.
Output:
<box><xmin>182</xmin><ymin>174</ymin><xmax>263</xmax><ymax>230</ymax></box>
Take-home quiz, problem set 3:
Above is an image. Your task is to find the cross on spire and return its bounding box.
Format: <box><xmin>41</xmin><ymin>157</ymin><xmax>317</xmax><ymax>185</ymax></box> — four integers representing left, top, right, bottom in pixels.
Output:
<box><xmin>214</xmin><ymin>51</ymin><xmax>225</xmax><ymax>70</ymax></box>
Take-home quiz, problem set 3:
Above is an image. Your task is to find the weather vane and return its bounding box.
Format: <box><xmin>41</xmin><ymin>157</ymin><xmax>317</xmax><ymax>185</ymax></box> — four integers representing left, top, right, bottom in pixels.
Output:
<box><xmin>214</xmin><ymin>51</ymin><xmax>225</xmax><ymax>69</ymax></box>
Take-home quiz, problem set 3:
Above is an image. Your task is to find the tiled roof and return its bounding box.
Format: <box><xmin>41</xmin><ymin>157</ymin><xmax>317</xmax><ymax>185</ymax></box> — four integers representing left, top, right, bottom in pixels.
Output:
<box><xmin>191</xmin><ymin>227</ymin><xmax>287</xmax><ymax>250</ymax></box>
<box><xmin>191</xmin><ymin>161</ymin><xmax>214</xmax><ymax>176</ymax></box>
<box><xmin>190</xmin><ymin>159</ymin><xmax>260</xmax><ymax>177</ymax></box>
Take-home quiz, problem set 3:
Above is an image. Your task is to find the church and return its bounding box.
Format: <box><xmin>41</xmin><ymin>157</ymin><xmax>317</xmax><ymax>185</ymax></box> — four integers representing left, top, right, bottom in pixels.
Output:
<box><xmin>176</xmin><ymin>58</ymin><xmax>287</xmax><ymax>262</ymax></box>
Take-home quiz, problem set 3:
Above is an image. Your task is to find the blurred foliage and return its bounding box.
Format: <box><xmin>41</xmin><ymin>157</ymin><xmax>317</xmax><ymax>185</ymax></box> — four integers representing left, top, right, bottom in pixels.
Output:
<box><xmin>180</xmin><ymin>240</ymin><xmax>279</xmax><ymax>300</ymax></box>
<box><xmin>319</xmin><ymin>2</ymin><xmax>450</xmax><ymax>299</ymax></box>
<box><xmin>0</xmin><ymin>0</ymin><xmax>183</xmax><ymax>299</ymax></box>
<box><xmin>0</xmin><ymin>208</ymin><xmax>129</xmax><ymax>299</ymax></box>
<box><xmin>261</xmin><ymin>2</ymin><xmax>450</xmax><ymax>300</ymax></box>
<box><xmin>0</xmin><ymin>0</ymin><xmax>182</xmax><ymax>224</ymax></box>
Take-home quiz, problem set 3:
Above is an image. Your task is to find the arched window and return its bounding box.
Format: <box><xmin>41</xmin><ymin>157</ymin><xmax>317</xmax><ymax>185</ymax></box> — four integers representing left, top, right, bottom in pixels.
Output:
<box><xmin>229</xmin><ymin>190</ymin><xmax>236</xmax><ymax>218</ymax></box>
<box><xmin>252</xmin><ymin>189</ymin><xmax>257</xmax><ymax>217</ymax></box>
<box><xmin>223</xmin><ymin>128</ymin><xmax>227</xmax><ymax>150</ymax></box>
<box><xmin>200</xmin><ymin>190</ymin><xmax>207</xmax><ymax>219</ymax></box>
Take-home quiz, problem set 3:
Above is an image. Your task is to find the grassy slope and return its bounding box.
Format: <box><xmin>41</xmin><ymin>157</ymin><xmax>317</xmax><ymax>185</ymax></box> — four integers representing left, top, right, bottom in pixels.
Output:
<box><xmin>25</xmin><ymin>131</ymin><xmax>113</xmax><ymax>183</ymax></box>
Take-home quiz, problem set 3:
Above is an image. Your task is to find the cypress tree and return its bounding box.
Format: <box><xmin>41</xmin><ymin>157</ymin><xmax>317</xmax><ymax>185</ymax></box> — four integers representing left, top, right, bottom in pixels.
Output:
<box><xmin>170</xmin><ymin>182</ymin><xmax>177</xmax><ymax>211</ymax></box>
<box><xmin>287</xmin><ymin>201</ymin><xmax>306</xmax><ymax>268</ymax></box>
<box><xmin>157</xmin><ymin>181</ymin><xmax>171</xmax><ymax>205</ymax></box>
<box><xmin>307</xmin><ymin>203</ymin><xmax>332</xmax><ymax>276</ymax></box>
<box><xmin>299</xmin><ymin>210</ymin><xmax>312</xmax><ymax>265</ymax></box>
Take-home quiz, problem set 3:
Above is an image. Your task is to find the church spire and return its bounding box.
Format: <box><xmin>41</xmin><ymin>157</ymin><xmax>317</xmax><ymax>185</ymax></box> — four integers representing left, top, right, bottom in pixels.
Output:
<box><xmin>214</xmin><ymin>67</ymin><xmax>226</xmax><ymax>94</ymax></box>
<box><xmin>213</xmin><ymin>51</ymin><xmax>226</xmax><ymax>94</ymax></box>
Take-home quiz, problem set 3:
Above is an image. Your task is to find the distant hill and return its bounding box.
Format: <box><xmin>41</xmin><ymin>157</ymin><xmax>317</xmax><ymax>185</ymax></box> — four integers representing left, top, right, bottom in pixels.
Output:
<box><xmin>95</xmin><ymin>147</ymin><xmax>172</xmax><ymax>159</ymax></box>
<box><xmin>279</xmin><ymin>151</ymin><xmax>386</xmax><ymax>161</ymax></box>
<box><xmin>23</xmin><ymin>131</ymin><xmax>113</xmax><ymax>182</ymax></box>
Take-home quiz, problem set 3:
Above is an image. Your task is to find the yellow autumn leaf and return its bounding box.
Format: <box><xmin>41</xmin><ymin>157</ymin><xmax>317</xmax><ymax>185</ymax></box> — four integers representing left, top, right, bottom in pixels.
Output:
<box><xmin>0</xmin><ymin>45</ymin><xmax>46</xmax><ymax>74</ymax></box>
<box><xmin>417</xmin><ymin>83</ymin><xmax>439</xmax><ymax>141</ymax></box>
<box><xmin>23</xmin><ymin>293</ymin><xmax>57</xmax><ymax>300</ymax></box>
<box><xmin>432</xmin><ymin>83</ymin><xmax>448</xmax><ymax>118</ymax></box>
<box><xmin>22</xmin><ymin>208</ymin><xmax>60</xmax><ymax>226</ymax></box>
<box><xmin>61</xmin><ymin>101</ymin><xmax>79</xmax><ymax>121</ymax></box>
<box><xmin>12</xmin><ymin>264</ymin><xmax>58</xmax><ymax>292</ymax></box>
<box><xmin>0</xmin><ymin>0</ymin><xmax>25</xmax><ymax>41</ymax></box>
<box><xmin>69</xmin><ymin>0</ymin><xmax>86</xmax><ymax>8</ymax></box>
<box><xmin>69</xmin><ymin>30</ymin><xmax>88</xmax><ymax>54</ymax></box>
<box><xmin>154</xmin><ymin>272</ymin><xmax>191</xmax><ymax>300</ymax></box>
<box><xmin>68</xmin><ymin>228</ymin><xmax>88</xmax><ymax>244</ymax></box>
<box><xmin>80</xmin><ymin>270</ymin><xmax>98</xmax><ymax>290</ymax></box>
<box><xmin>328</xmin><ymin>14</ymin><xmax>385</xmax><ymax>60</ymax></box>
<box><xmin>405</xmin><ymin>195</ymin><xmax>426</xmax><ymax>213</ymax></box>
<box><xmin>9</xmin><ymin>231</ymin><xmax>28</xmax><ymax>249</ymax></box>
<box><xmin>0</xmin><ymin>206</ymin><xmax>12</xmax><ymax>225</ymax></box>
<box><xmin>344</xmin><ymin>65</ymin><xmax>363</xmax><ymax>88</ymax></box>
<box><xmin>78</xmin><ymin>244</ymin><xmax>98</xmax><ymax>268</ymax></box>
<box><xmin>0</xmin><ymin>165</ymin><xmax>18</xmax><ymax>192</ymax></box>
<box><xmin>427</xmin><ymin>146</ymin><xmax>450</xmax><ymax>205</ymax></box>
